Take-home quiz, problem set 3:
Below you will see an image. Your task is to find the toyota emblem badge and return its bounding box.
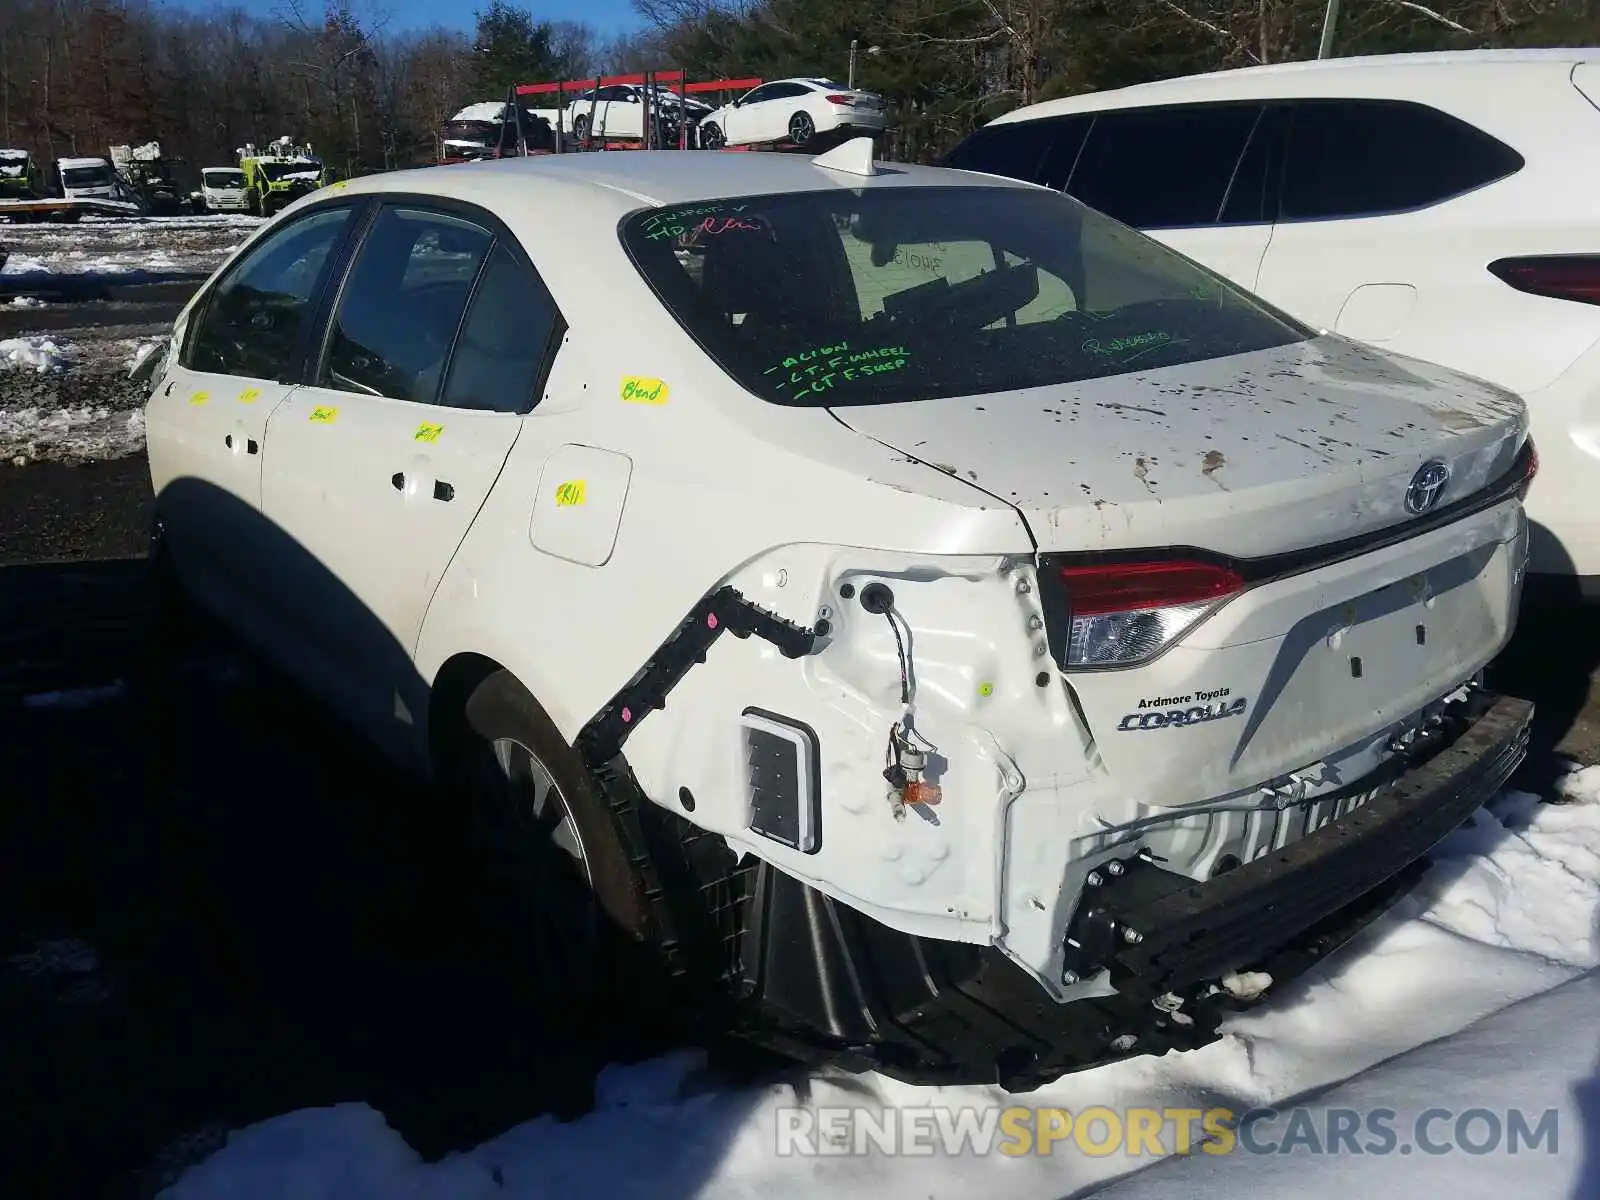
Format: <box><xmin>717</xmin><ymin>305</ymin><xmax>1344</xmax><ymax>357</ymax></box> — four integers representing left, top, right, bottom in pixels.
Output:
<box><xmin>1405</xmin><ymin>459</ymin><xmax>1451</xmax><ymax>515</ymax></box>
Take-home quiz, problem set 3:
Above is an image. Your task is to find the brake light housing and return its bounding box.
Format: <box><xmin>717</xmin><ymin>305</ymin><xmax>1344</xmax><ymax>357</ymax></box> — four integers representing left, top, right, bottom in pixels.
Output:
<box><xmin>1045</xmin><ymin>559</ymin><xmax>1246</xmax><ymax>669</ymax></box>
<box><xmin>1518</xmin><ymin>437</ymin><xmax>1538</xmax><ymax>499</ymax></box>
<box><xmin>824</xmin><ymin>94</ymin><xmax>854</xmax><ymax>105</ymax></box>
<box><xmin>1488</xmin><ymin>255</ymin><xmax>1600</xmax><ymax>306</ymax></box>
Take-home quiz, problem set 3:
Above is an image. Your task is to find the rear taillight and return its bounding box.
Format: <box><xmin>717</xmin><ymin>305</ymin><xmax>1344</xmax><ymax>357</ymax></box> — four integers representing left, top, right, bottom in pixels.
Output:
<box><xmin>1057</xmin><ymin>560</ymin><xmax>1245</xmax><ymax>668</ymax></box>
<box><xmin>1488</xmin><ymin>256</ymin><xmax>1600</xmax><ymax>306</ymax></box>
<box><xmin>1519</xmin><ymin>438</ymin><xmax>1538</xmax><ymax>499</ymax></box>
<box><xmin>824</xmin><ymin>94</ymin><xmax>854</xmax><ymax>105</ymax></box>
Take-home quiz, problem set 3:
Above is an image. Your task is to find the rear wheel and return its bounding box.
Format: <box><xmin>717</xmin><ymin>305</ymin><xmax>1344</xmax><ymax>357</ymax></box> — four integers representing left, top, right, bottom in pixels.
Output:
<box><xmin>788</xmin><ymin>111</ymin><xmax>816</xmax><ymax>146</ymax></box>
<box><xmin>572</xmin><ymin>114</ymin><xmax>590</xmax><ymax>142</ymax></box>
<box><xmin>443</xmin><ymin>671</ymin><xmax>652</xmax><ymax>1001</ymax></box>
<box><xmin>700</xmin><ymin>122</ymin><xmax>725</xmax><ymax>150</ymax></box>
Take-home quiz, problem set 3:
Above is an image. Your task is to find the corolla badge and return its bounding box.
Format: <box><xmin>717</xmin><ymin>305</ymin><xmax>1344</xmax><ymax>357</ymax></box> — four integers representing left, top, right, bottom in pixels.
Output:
<box><xmin>1405</xmin><ymin>459</ymin><xmax>1451</xmax><ymax>515</ymax></box>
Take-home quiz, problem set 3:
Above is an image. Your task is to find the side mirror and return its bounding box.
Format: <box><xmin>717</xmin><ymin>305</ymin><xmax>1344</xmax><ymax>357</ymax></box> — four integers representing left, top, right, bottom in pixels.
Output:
<box><xmin>128</xmin><ymin>339</ymin><xmax>167</xmax><ymax>384</ymax></box>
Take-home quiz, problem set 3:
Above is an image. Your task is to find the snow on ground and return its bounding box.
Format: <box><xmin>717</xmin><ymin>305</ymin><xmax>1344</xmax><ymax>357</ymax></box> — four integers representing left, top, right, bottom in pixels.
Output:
<box><xmin>0</xmin><ymin>214</ymin><xmax>243</xmax><ymax>464</ymax></box>
<box><xmin>1</xmin><ymin>212</ymin><xmax>257</xmax><ymax>279</ymax></box>
<box><xmin>160</xmin><ymin>774</ymin><xmax>1600</xmax><ymax>1199</ymax></box>
<box><xmin>0</xmin><ymin>333</ymin><xmax>150</xmax><ymax>464</ymax></box>
<box><xmin>0</xmin><ymin>401</ymin><xmax>146</xmax><ymax>465</ymax></box>
<box><xmin>0</xmin><ymin>334</ymin><xmax>70</xmax><ymax>371</ymax></box>
<box><xmin>1094</xmin><ymin>968</ymin><xmax>1600</xmax><ymax>1198</ymax></box>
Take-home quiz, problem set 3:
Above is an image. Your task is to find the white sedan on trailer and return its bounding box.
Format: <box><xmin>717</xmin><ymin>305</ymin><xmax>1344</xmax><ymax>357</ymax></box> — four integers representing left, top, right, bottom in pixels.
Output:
<box><xmin>697</xmin><ymin>77</ymin><xmax>886</xmax><ymax>148</ymax></box>
<box><xmin>138</xmin><ymin>138</ymin><xmax>1537</xmax><ymax>1089</ymax></box>
<box><xmin>565</xmin><ymin>84</ymin><xmax>713</xmax><ymax>142</ymax></box>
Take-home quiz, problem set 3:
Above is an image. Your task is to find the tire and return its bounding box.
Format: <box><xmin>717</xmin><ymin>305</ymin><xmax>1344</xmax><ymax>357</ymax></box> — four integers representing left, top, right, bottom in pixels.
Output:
<box><xmin>247</xmin><ymin>189</ymin><xmax>262</xmax><ymax>217</ymax></box>
<box><xmin>572</xmin><ymin>114</ymin><xmax>590</xmax><ymax>142</ymax></box>
<box><xmin>788</xmin><ymin>111</ymin><xmax>816</xmax><ymax>146</ymax></box>
<box><xmin>443</xmin><ymin>670</ymin><xmax>653</xmax><ymax>1001</ymax></box>
<box><xmin>700</xmin><ymin>122</ymin><xmax>725</xmax><ymax>150</ymax></box>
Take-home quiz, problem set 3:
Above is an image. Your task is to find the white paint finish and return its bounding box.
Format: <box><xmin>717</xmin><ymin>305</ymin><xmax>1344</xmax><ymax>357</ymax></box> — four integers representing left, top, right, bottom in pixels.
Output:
<box><xmin>144</xmin><ymin>363</ymin><xmax>293</xmax><ymax>623</ymax></box>
<box><xmin>975</xmin><ymin>49</ymin><xmax>1600</xmax><ymax>573</ymax></box>
<box><xmin>831</xmin><ymin>336</ymin><xmax>1526</xmax><ymax>557</ymax></box>
<box><xmin>529</xmin><ymin>444</ymin><xmax>634</xmax><ymax>567</ymax></box>
<box><xmin>1156</xmin><ymin>222</ymin><xmax>1274</xmax><ymax>295</ymax></box>
<box><xmin>149</xmin><ymin>147</ymin><xmax>1535</xmax><ymax>990</ymax></box>
<box><xmin>1335</xmin><ymin>283</ymin><xmax>1417</xmax><ymax>342</ymax></box>
<box><xmin>258</xmin><ymin>386</ymin><xmax>521</xmax><ymax>754</ymax></box>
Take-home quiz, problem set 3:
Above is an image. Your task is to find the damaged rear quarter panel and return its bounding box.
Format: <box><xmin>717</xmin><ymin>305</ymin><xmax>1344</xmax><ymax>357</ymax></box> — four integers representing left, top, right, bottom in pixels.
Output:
<box><xmin>614</xmin><ymin>545</ymin><xmax>1098</xmax><ymax>947</ymax></box>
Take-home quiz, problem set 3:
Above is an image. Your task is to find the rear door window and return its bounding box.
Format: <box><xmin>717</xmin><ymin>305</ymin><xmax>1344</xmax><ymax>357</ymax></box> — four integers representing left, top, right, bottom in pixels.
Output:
<box><xmin>1065</xmin><ymin>104</ymin><xmax>1264</xmax><ymax>229</ymax></box>
<box><xmin>185</xmin><ymin>205</ymin><xmax>353</xmax><ymax>379</ymax></box>
<box><xmin>1280</xmin><ymin>99</ymin><xmax>1525</xmax><ymax>220</ymax></box>
<box><xmin>318</xmin><ymin>206</ymin><xmax>492</xmax><ymax>404</ymax></box>
<box><xmin>438</xmin><ymin>242</ymin><xmax>564</xmax><ymax>414</ymax></box>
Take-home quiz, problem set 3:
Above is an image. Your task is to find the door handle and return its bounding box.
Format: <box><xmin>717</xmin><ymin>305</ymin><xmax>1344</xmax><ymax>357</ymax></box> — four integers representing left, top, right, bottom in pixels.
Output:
<box><xmin>392</xmin><ymin>473</ymin><xmax>453</xmax><ymax>500</ymax></box>
<box><xmin>224</xmin><ymin>434</ymin><xmax>259</xmax><ymax>455</ymax></box>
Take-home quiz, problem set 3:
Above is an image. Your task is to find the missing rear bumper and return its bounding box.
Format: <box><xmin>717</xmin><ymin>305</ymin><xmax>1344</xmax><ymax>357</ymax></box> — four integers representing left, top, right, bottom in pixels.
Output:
<box><xmin>724</xmin><ymin>690</ymin><xmax>1532</xmax><ymax>1089</ymax></box>
<box><xmin>1061</xmin><ymin>690</ymin><xmax>1532</xmax><ymax>1000</ymax></box>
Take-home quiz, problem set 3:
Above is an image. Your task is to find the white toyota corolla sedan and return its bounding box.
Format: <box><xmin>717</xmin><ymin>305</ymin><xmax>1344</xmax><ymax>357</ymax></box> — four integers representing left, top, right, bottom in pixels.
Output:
<box><xmin>139</xmin><ymin>138</ymin><xmax>1538</xmax><ymax>1089</ymax></box>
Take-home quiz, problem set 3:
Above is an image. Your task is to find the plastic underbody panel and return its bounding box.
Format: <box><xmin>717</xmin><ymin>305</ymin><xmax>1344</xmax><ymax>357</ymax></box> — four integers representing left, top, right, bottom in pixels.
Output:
<box><xmin>722</xmin><ymin>691</ymin><xmax>1532</xmax><ymax>1089</ymax></box>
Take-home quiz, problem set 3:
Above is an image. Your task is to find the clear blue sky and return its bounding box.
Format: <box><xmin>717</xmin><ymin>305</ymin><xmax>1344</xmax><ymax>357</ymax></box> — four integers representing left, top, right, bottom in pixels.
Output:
<box><xmin>224</xmin><ymin>0</ymin><xmax>647</xmax><ymax>37</ymax></box>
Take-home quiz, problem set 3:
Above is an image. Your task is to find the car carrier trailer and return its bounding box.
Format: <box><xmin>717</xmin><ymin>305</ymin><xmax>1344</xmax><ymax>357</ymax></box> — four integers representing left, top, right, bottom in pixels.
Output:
<box><xmin>437</xmin><ymin>69</ymin><xmax>882</xmax><ymax>165</ymax></box>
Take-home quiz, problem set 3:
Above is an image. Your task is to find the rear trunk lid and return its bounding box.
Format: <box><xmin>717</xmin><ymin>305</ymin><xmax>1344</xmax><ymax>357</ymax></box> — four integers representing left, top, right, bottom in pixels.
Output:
<box><xmin>831</xmin><ymin>334</ymin><xmax>1532</xmax><ymax>807</ymax></box>
<box><xmin>828</xmin><ymin>334</ymin><xmax>1527</xmax><ymax>559</ymax></box>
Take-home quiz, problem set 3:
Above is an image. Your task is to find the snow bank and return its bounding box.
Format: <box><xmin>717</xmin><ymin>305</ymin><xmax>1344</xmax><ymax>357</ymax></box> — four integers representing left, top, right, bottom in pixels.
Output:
<box><xmin>0</xmin><ymin>404</ymin><xmax>145</xmax><ymax>464</ymax></box>
<box><xmin>0</xmin><ymin>251</ymin><xmax>49</xmax><ymax>274</ymax></box>
<box><xmin>1096</xmin><ymin>969</ymin><xmax>1600</xmax><ymax>1197</ymax></box>
<box><xmin>0</xmin><ymin>335</ymin><xmax>70</xmax><ymax>372</ymax></box>
<box><xmin>160</xmin><ymin>782</ymin><xmax>1600</xmax><ymax>1199</ymax></box>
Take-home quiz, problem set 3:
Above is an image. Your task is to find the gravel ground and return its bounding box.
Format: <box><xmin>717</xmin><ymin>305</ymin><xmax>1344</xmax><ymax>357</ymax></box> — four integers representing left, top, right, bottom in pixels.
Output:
<box><xmin>0</xmin><ymin>213</ymin><xmax>245</xmax><ymax>468</ymax></box>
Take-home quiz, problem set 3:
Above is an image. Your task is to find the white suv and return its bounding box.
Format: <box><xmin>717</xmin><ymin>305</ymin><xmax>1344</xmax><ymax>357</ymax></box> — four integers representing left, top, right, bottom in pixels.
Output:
<box><xmin>139</xmin><ymin>142</ymin><xmax>1535</xmax><ymax>1089</ymax></box>
<box><xmin>945</xmin><ymin>49</ymin><xmax>1597</xmax><ymax>588</ymax></box>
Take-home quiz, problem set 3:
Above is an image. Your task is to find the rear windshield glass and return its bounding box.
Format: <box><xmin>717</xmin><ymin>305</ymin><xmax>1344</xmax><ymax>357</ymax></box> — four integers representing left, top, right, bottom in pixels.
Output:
<box><xmin>620</xmin><ymin>185</ymin><xmax>1310</xmax><ymax>406</ymax></box>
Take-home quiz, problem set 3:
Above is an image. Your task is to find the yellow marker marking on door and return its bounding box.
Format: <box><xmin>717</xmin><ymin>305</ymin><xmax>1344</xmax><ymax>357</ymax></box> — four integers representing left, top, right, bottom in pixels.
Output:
<box><xmin>414</xmin><ymin>422</ymin><xmax>444</xmax><ymax>443</ymax></box>
<box><xmin>309</xmin><ymin>405</ymin><xmax>339</xmax><ymax>424</ymax></box>
<box><xmin>237</xmin><ymin>387</ymin><xmax>261</xmax><ymax>404</ymax></box>
<box><xmin>620</xmin><ymin>376</ymin><xmax>669</xmax><ymax>405</ymax></box>
<box><xmin>978</xmin><ymin>682</ymin><xmax>995</xmax><ymax>698</ymax></box>
<box><xmin>188</xmin><ymin>390</ymin><xmax>210</xmax><ymax>406</ymax></box>
<box><xmin>554</xmin><ymin>480</ymin><xmax>587</xmax><ymax>507</ymax></box>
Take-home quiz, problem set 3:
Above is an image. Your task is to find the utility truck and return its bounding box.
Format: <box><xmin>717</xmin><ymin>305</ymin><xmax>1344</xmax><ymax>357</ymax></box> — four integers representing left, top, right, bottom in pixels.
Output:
<box><xmin>111</xmin><ymin>141</ymin><xmax>186</xmax><ymax>215</ymax></box>
<box><xmin>237</xmin><ymin>137</ymin><xmax>330</xmax><ymax>216</ymax></box>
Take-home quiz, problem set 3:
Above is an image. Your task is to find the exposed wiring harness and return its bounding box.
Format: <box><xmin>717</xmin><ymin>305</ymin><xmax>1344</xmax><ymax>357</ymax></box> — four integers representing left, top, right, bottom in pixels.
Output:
<box><xmin>859</xmin><ymin>582</ymin><xmax>941</xmax><ymax>808</ymax></box>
